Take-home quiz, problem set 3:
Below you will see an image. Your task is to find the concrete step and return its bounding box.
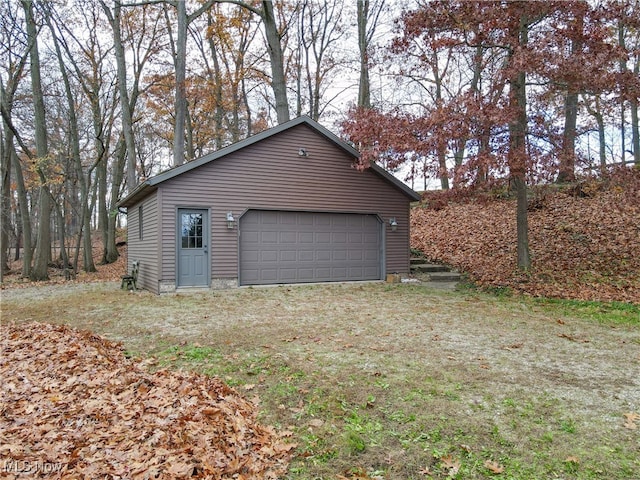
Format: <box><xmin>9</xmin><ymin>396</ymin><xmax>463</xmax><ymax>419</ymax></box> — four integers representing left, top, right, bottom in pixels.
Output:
<box><xmin>410</xmin><ymin>263</ymin><xmax>451</xmax><ymax>273</ymax></box>
<box><xmin>424</xmin><ymin>271</ymin><xmax>462</xmax><ymax>282</ymax></box>
<box><xmin>410</xmin><ymin>257</ymin><xmax>427</xmax><ymax>265</ymax></box>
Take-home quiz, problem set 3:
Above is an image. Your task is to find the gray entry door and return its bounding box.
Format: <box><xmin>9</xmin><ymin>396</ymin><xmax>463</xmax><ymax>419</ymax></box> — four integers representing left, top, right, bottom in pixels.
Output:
<box><xmin>177</xmin><ymin>209</ymin><xmax>209</xmax><ymax>287</ymax></box>
<box><xmin>239</xmin><ymin>210</ymin><xmax>382</xmax><ymax>286</ymax></box>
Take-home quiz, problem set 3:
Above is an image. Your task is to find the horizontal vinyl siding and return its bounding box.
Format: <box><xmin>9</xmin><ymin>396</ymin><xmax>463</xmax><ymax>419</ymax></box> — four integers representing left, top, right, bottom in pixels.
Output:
<box><xmin>127</xmin><ymin>192</ymin><xmax>159</xmax><ymax>293</ymax></box>
<box><xmin>159</xmin><ymin>124</ymin><xmax>411</xmax><ymax>282</ymax></box>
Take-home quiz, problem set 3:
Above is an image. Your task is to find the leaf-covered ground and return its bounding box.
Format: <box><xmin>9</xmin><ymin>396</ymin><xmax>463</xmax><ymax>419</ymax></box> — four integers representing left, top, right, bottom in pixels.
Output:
<box><xmin>0</xmin><ymin>322</ymin><xmax>294</xmax><ymax>479</ymax></box>
<box><xmin>2</xmin><ymin>283</ymin><xmax>639</xmax><ymax>479</ymax></box>
<box><xmin>411</xmin><ymin>170</ymin><xmax>640</xmax><ymax>304</ymax></box>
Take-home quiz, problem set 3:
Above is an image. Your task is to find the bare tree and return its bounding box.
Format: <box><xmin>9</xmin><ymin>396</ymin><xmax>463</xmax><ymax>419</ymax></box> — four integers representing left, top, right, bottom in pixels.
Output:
<box><xmin>0</xmin><ymin>1</ymin><xmax>31</xmax><ymax>280</ymax></box>
<box><xmin>100</xmin><ymin>0</ymin><xmax>138</xmax><ymax>192</ymax></box>
<box><xmin>21</xmin><ymin>0</ymin><xmax>53</xmax><ymax>281</ymax></box>
<box><xmin>296</xmin><ymin>0</ymin><xmax>347</xmax><ymax>121</ymax></box>
<box><xmin>357</xmin><ymin>0</ymin><xmax>385</xmax><ymax>109</ymax></box>
<box><xmin>216</xmin><ymin>0</ymin><xmax>290</xmax><ymax>124</ymax></box>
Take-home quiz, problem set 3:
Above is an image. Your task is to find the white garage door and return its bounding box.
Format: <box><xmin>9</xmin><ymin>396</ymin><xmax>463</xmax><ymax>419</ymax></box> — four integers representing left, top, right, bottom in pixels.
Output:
<box><xmin>239</xmin><ymin>210</ymin><xmax>382</xmax><ymax>285</ymax></box>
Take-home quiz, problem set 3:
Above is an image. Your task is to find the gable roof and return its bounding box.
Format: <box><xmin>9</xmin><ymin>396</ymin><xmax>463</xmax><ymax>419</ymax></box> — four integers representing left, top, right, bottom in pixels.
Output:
<box><xmin>117</xmin><ymin>115</ymin><xmax>421</xmax><ymax>208</ymax></box>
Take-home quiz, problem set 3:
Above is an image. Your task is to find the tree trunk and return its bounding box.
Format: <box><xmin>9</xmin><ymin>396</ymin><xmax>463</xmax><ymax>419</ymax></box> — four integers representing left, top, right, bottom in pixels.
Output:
<box><xmin>0</xmin><ymin>118</ymin><xmax>11</xmax><ymax>279</ymax></box>
<box><xmin>12</xmin><ymin>147</ymin><xmax>31</xmax><ymax>276</ymax></box>
<box><xmin>557</xmin><ymin>88</ymin><xmax>578</xmax><ymax>182</ymax></box>
<box><xmin>23</xmin><ymin>0</ymin><xmax>52</xmax><ymax>281</ymax></box>
<box><xmin>97</xmin><ymin>152</ymin><xmax>108</xmax><ymax>263</ymax></box>
<box><xmin>105</xmin><ymin>140</ymin><xmax>126</xmax><ymax>264</ymax></box>
<box><xmin>508</xmin><ymin>14</ymin><xmax>531</xmax><ymax>271</ymax></box>
<box><xmin>584</xmin><ymin>95</ymin><xmax>607</xmax><ymax>169</ymax></box>
<box><xmin>14</xmin><ymin>198</ymin><xmax>22</xmax><ymax>262</ymax></box>
<box><xmin>206</xmin><ymin>11</ymin><xmax>225</xmax><ymax>149</ymax></box>
<box><xmin>438</xmin><ymin>146</ymin><xmax>449</xmax><ymax>190</ymax></box>
<box><xmin>631</xmin><ymin>96</ymin><xmax>639</xmax><ymax>166</ymax></box>
<box><xmin>357</xmin><ymin>0</ymin><xmax>371</xmax><ymax>109</ymax></box>
<box><xmin>595</xmin><ymin>107</ymin><xmax>606</xmax><ymax>169</ymax></box>
<box><xmin>261</xmin><ymin>0</ymin><xmax>290</xmax><ymax>124</ymax></box>
<box><xmin>53</xmin><ymin>199</ymin><xmax>70</xmax><ymax>279</ymax></box>
<box><xmin>619</xmin><ymin>21</ymin><xmax>627</xmax><ymax>166</ymax></box>
<box><xmin>82</xmin><ymin>191</ymin><xmax>95</xmax><ymax>271</ymax></box>
<box><xmin>173</xmin><ymin>0</ymin><xmax>187</xmax><ymax>165</ymax></box>
<box><xmin>101</xmin><ymin>0</ymin><xmax>137</xmax><ymax>191</ymax></box>
<box><xmin>557</xmin><ymin>12</ymin><xmax>583</xmax><ymax>183</ymax></box>
<box><xmin>631</xmin><ymin>57</ymin><xmax>639</xmax><ymax>166</ymax></box>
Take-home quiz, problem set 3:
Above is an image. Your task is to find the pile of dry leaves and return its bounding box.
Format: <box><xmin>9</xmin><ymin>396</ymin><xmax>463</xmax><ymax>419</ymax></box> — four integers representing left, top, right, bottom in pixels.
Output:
<box><xmin>0</xmin><ymin>323</ymin><xmax>294</xmax><ymax>479</ymax></box>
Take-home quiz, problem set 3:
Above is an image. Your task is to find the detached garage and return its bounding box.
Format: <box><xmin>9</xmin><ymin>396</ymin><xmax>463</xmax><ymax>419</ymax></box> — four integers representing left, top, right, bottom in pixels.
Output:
<box><xmin>117</xmin><ymin>116</ymin><xmax>420</xmax><ymax>294</ymax></box>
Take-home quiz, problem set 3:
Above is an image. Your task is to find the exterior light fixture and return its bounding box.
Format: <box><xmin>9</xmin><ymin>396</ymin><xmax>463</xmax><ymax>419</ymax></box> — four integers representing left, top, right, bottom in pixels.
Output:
<box><xmin>226</xmin><ymin>211</ymin><xmax>236</xmax><ymax>229</ymax></box>
<box><xmin>389</xmin><ymin>217</ymin><xmax>398</xmax><ymax>232</ymax></box>
<box><xmin>298</xmin><ymin>148</ymin><xmax>308</xmax><ymax>157</ymax></box>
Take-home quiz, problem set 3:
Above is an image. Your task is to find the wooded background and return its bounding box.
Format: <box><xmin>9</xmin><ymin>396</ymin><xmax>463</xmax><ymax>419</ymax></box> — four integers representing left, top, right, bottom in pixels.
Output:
<box><xmin>1</xmin><ymin>0</ymin><xmax>638</xmax><ymax>282</ymax></box>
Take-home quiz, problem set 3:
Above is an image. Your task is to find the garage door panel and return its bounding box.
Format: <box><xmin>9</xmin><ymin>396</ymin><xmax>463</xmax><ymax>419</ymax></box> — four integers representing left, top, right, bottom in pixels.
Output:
<box><xmin>261</xmin><ymin>250</ymin><xmax>278</xmax><ymax>262</ymax></box>
<box><xmin>279</xmin><ymin>269</ymin><xmax>297</xmax><ymax>281</ymax></box>
<box><xmin>333</xmin><ymin>250</ymin><xmax>347</xmax><ymax>261</ymax></box>
<box><xmin>316</xmin><ymin>250</ymin><xmax>331</xmax><ymax>261</ymax></box>
<box><xmin>349</xmin><ymin>232</ymin><xmax>363</xmax><ymax>243</ymax></box>
<box><xmin>243</xmin><ymin>250</ymin><xmax>259</xmax><ymax>262</ymax></box>
<box><xmin>260</xmin><ymin>269</ymin><xmax>278</xmax><ymax>281</ymax></box>
<box><xmin>299</xmin><ymin>215</ymin><xmax>314</xmax><ymax>225</ymax></box>
<box><xmin>240</xmin><ymin>210</ymin><xmax>382</xmax><ymax>285</ymax></box>
<box><xmin>316</xmin><ymin>232</ymin><xmax>331</xmax><ymax>243</ymax></box>
<box><xmin>244</xmin><ymin>231</ymin><xmax>259</xmax><ymax>243</ymax></box>
<box><xmin>364</xmin><ymin>266</ymin><xmax>380</xmax><ymax>276</ymax></box>
<box><xmin>364</xmin><ymin>250</ymin><xmax>379</xmax><ymax>261</ymax></box>
<box><xmin>298</xmin><ymin>268</ymin><xmax>314</xmax><ymax>280</ymax></box>
<box><xmin>299</xmin><ymin>250</ymin><xmax>314</xmax><ymax>261</ymax></box>
<box><xmin>332</xmin><ymin>232</ymin><xmax>347</xmax><ymax>243</ymax></box>
<box><xmin>281</xmin><ymin>214</ymin><xmax>297</xmax><ymax>225</ymax></box>
<box><xmin>242</xmin><ymin>269</ymin><xmax>259</xmax><ymax>282</ymax></box>
<box><xmin>332</xmin><ymin>216</ymin><xmax>347</xmax><ymax>227</ymax></box>
<box><xmin>364</xmin><ymin>232</ymin><xmax>379</xmax><ymax>243</ymax></box>
<box><xmin>280</xmin><ymin>231</ymin><xmax>297</xmax><ymax>243</ymax></box>
<box><xmin>281</xmin><ymin>250</ymin><xmax>297</xmax><ymax>261</ymax></box>
<box><xmin>299</xmin><ymin>232</ymin><xmax>314</xmax><ymax>243</ymax></box>
<box><xmin>349</xmin><ymin>250</ymin><xmax>363</xmax><ymax>261</ymax></box>
<box><xmin>332</xmin><ymin>267</ymin><xmax>347</xmax><ymax>277</ymax></box>
<box><xmin>261</xmin><ymin>231</ymin><xmax>278</xmax><ymax>243</ymax></box>
<box><xmin>262</xmin><ymin>212</ymin><xmax>279</xmax><ymax>224</ymax></box>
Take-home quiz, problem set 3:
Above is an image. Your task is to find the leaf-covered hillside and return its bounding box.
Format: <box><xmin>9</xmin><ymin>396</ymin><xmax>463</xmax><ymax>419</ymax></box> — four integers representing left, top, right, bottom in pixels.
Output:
<box><xmin>411</xmin><ymin>169</ymin><xmax>640</xmax><ymax>304</ymax></box>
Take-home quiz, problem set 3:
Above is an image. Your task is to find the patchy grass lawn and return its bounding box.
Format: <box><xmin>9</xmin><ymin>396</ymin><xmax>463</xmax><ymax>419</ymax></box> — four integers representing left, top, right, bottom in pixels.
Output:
<box><xmin>2</xmin><ymin>281</ymin><xmax>639</xmax><ymax>479</ymax></box>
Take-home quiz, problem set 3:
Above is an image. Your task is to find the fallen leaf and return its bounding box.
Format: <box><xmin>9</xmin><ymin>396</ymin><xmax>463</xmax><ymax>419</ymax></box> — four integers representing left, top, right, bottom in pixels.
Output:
<box><xmin>623</xmin><ymin>413</ymin><xmax>638</xmax><ymax>430</ymax></box>
<box><xmin>484</xmin><ymin>459</ymin><xmax>504</xmax><ymax>474</ymax></box>
<box><xmin>440</xmin><ymin>454</ymin><xmax>461</xmax><ymax>476</ymax></box>
<box><xmin>308</xmin><ymin>418</ymin><xmax>324</xmax><ymax>428</ymax></box>
<box><xmin>419</xmin><ymin>466</ymin><xmax>432</xmax><ymax>475</ymax></box>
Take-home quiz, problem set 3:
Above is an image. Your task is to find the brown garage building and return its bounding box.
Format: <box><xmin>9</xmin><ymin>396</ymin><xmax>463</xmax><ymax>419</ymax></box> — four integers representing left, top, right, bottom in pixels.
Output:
<box><xmin>117</xmin><ymin>116</ymin><xmax>420</xmax><ymax>293</ymax></box>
